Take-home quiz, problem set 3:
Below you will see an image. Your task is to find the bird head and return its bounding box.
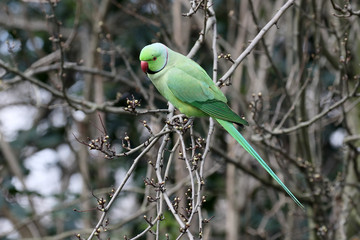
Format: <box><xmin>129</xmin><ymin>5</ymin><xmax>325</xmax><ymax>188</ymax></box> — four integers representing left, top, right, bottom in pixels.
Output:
<box><xmin>139</xmin><ymin>43</ymin><xmax>168</xmax><ymax>74</ymax></box>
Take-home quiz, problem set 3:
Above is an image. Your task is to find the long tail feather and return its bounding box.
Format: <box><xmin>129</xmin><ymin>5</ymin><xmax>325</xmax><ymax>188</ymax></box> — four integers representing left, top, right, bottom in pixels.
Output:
<box><xmin>216</xmin><ymin>118</ymin><xmax>304</xmax><ymax>210</ymax></box>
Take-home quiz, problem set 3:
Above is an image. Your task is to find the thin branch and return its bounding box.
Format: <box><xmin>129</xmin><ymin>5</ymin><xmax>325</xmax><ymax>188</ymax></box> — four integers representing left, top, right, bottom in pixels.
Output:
<box><xmin>330</xmin><ymin>0</ymin><xmax>360</xmax><ymax>17</ymax></box>
<box><xmin>86</xmin><ymin>127</ymin><xmax>166</xmax><ymax>240</ymax></box>
<box><xmin>271</xmin><ymin>94</ymin><xmax>352</xmax><ymax>135</ymax></box>
<box><xmin>219</xmin><ymin>0</ymin><xmax>296</xmax><ymax>82</ymax></box>
<box><xmin>275</xmin><ymin>72</ymin><xmax>312</xmax><ymax>130</ymax></box>
<box><xmin>154</xmin><ymin>133</ymin><xmax>195</xmax><ymax>239</ymax></box>
<box><xmin>248</xmin><ymin>0</ymin><xmax>284</xmax><ymax>81</ymax></box>
<box><xmin>187</xmin><ymin>3</ymin><xmax>216</xmax><ymax>58</ymax></box>
<box><xmin>0</xmin><ymin>61</ymin><xmax>169</xmax><ymax>115</ymax></box>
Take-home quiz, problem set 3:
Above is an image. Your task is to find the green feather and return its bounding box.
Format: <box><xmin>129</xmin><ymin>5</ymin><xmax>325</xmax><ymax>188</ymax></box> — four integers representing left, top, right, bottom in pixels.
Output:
<box><xmin>216</xmin><ymin>118</ymin><xmax>305</xmax><ymax>210</ymax></box>
<box><xmin>140</xmin><ymin>43</ymin><xmax>304</xmax><ymax>209</ymax></box>
<box><xmin>192</xmin><ymin>100</ymin><xmax>248</xmax><ymax>126</ymax></box>
<box><xmin>166</xmin><ymin>66</ymin><xmax>226</xmax><ymax>103</ymax></box>
<box><xmin>165</xmin><ymin>67</ymin><xmax>247</xmax><ymax>125</ymax></box>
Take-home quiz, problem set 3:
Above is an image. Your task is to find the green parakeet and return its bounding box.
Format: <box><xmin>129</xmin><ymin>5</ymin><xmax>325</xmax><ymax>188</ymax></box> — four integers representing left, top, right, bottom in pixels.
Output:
<box><xmin>139</xmin><ymin>43</ymin><xmax>304</xmax><ymax>209</ymax></box>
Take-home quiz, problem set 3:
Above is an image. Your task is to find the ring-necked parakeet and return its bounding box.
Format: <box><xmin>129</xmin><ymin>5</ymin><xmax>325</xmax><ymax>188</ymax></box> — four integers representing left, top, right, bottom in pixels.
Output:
<box><xmin>139</xmin><ymin>43</ymin><xmax>304</xmax><ymax>209</ymax></box>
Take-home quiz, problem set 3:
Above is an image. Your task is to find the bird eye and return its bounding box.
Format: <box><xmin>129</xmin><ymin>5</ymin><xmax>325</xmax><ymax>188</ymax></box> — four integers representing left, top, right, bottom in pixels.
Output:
<box><xmin>152</xmin><ymin>57</ymin><xmax>157</xmax><ymax>61</ymax></box>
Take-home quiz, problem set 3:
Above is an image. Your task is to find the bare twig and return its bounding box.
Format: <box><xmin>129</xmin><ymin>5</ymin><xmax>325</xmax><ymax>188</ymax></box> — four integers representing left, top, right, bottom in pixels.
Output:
<box><xmin>0</xmin><ymin>61</ymin><xmax>169</xmax><ymax>115</ymax></box>
<box><xmin>330</xmin><ymin>0</ymin><xmax>360</xmax><ymax>17</ymax></box>
<box><xmin>220</xmin><ymin>0</ymin><xmax>296</xmax><ymax>82</ymax></box>
<box><xmin>86</xmin><ymin>126</ymin><xmax>167</xmax><ymax>240</ymax></box>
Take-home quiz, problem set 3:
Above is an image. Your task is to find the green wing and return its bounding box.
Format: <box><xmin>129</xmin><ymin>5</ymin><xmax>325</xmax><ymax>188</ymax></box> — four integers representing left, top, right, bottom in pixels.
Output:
<box><xmin>166</xmin><ymin>66</ymin><xmax>248</xmax><ymax>126</ymax></box>
<box><xmin>191</xmin><ymin>100</ymin><xmax>248</xmax><ymax>126</ymax></box>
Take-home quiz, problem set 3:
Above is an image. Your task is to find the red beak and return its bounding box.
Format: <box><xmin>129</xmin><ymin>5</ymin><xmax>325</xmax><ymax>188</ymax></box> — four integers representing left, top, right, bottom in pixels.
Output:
<box><xmin>141</xmin><ymin>61</ymin><xmax>148</xmax><ymax>73</ymax></box>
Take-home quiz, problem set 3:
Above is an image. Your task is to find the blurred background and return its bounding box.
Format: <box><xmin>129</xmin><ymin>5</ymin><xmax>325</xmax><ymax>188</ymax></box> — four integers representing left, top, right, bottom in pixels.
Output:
<box><xmin>0</xmin><ymin>0</ymin><xmax>359</xmax><ymax>239</ymax></box>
